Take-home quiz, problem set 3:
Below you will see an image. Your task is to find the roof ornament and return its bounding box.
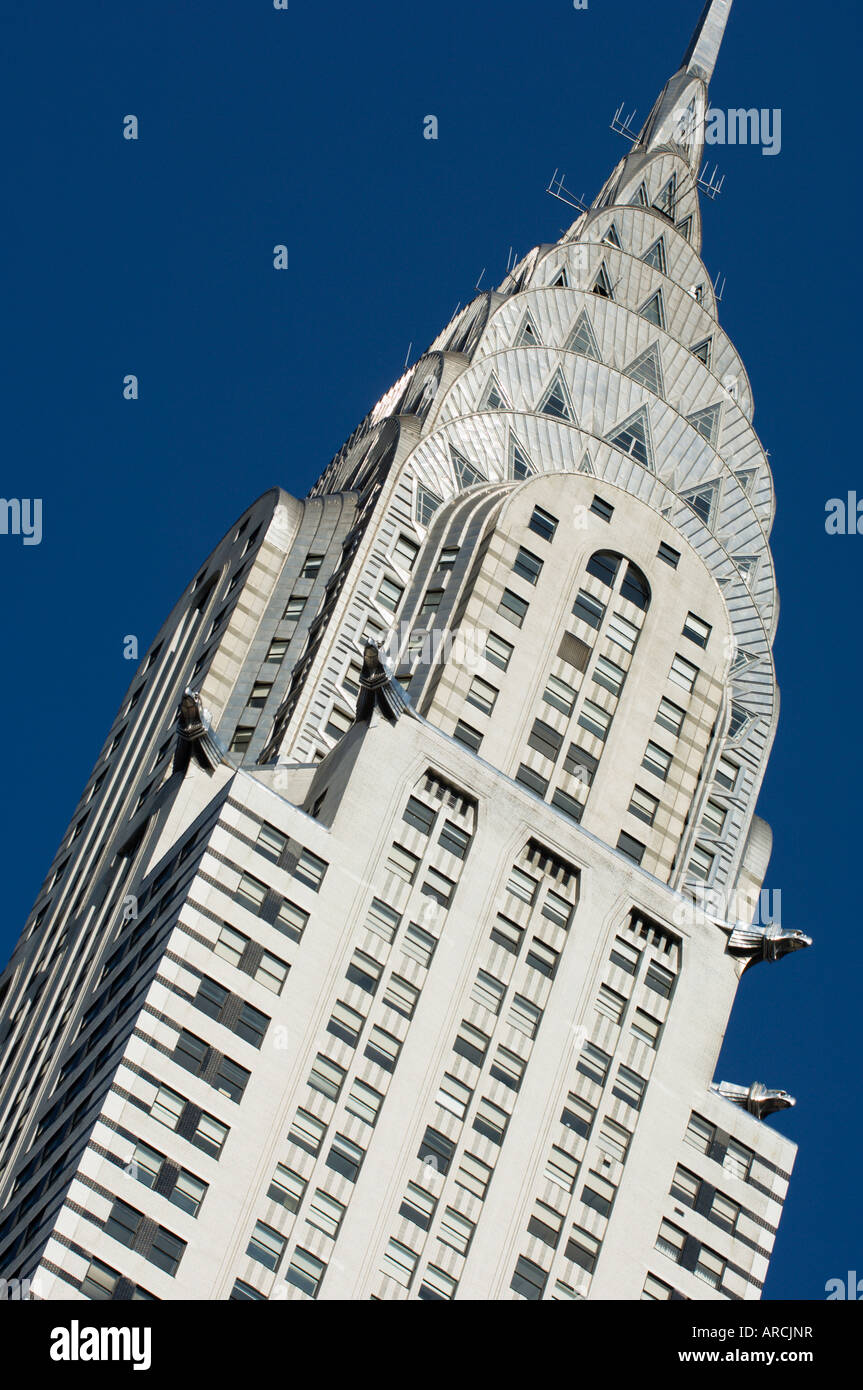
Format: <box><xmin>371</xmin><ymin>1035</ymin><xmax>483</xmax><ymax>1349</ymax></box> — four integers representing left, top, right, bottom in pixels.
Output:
<box><xmin>727</xmin><ymin>922</ymin><xmax>813</xmax><ymax>969</ymax></box>
<box><xmin>175</xmin><ymin>689</ymin><xmax>227</xmax><ymax>772</ymax></box>
<box><xmin>354</xmin><ymin>643</ymin><xmax>412</xmax><ymax>726</ymax></box>
<box><xmin>710</xmin><ymin>1081</ymin><xmax>796</xmax><ymax>1120</ymax></box>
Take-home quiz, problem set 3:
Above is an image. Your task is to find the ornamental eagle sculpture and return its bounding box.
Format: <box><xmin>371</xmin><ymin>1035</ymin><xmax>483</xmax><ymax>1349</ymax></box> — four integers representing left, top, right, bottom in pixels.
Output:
<box><xmin>354</xmin><ymin>643</ymin><xmax>411</xmax><ymax>726</ymax></box>
<box><xmin>710</xmin><ymin>1081</ymin><xmax>796</xmax><ymax>1120</ymax></box>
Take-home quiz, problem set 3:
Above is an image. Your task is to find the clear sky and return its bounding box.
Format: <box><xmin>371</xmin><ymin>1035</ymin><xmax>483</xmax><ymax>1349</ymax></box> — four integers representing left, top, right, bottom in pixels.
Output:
<box><xmin>0</xmin><ymin>0</ymin><xmax>859</xmax><ymax>1299</ymax></box>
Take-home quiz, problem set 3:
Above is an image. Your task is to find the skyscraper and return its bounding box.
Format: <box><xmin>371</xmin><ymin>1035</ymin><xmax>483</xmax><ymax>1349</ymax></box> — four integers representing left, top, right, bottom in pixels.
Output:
<box><xmin>0</xmin><ymin>0</ymin><xmax>806</xmax><ymax>1301</ymax></box>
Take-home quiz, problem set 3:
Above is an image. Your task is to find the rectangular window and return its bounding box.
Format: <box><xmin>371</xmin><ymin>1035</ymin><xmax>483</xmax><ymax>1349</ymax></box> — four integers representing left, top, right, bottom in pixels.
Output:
<box><xmin>529</xmin><ymin>505</ymin><xmax>558</xmax><ymax>542</ymax></box>
<box><xmin>438</xmin><ymin>545</ymin><xmax>459</xmax><ymax>568</ymax></box>
<box><xmin>582</xmin><ymin>1173</ymin><xmax>616</xmax><ymax>1217</ymax></box>
<box><xmin>669</xmin><ymin>654</ymin><xmax>699</xmax><ymax>693</ymax></box>
<box><xmin>642</xmin><ymin>741</ymin><xmax>672</xmax><ymax>781</ymax></box>
<box><xmin>528</xmin><ymin>718</ymin><xmax>563</xmax><ymax>762</ymax></box>
<box><xmin>383</xmin><ymin>973</ymin><xmax>420</xmax><ymax>1019</ymax></box>
<box><xmin>578</xmin><ymin>700</ymin><xmax>612</xmax><ymax>742</ymax></box>
<box><xmin>491</xmin><ymin>912</ymin><xmax>523</xmax><ymax>953</ymax></box>
<box><xmin>613</xmin><ymin>1065</ymin><xmax>646</xmax><ymax>1110</ymax></box>
<box><xmin>346</xmin><ymin>1078</ymin><xmax>384</xmax><ymax>1127</ymax></box>
<box><xmin>617</xmin><ymin>831</ymin><xmax>646</xmax><ymax>865</ymax></box>
<box><xmin>526</xmin><ymin>937</ymin><xmax>559</xmax><ymax>979</ymax></box>
<box><xmin>80</xmin><ymin>1259</ymin><xmax>120</xmax><ymax>1301</ymax></box>
<box><xmin>545</xmin><ymin>1145</ymin><xmax>580</xmax><ymax>1193</ymax></box>
<box><xmin>346</xmin><ymin>948</ymin><xmax>382</xmax><ymax>994</ymax></box>
<box><xmin>257</xmin><ymin>822</ymin><xmax>288</xmax><ymax>863</ymax></box>
<box><xmin>283</xmin><ymin>596</ymin><xmax>306</xmax><ymax>623</ymax></box>
<box><xmin>417</xmin><ymin>1127</ymin><xmax>454</xmax><ymax>1175</ymax></box>
<box><xmin>595</xmin><ymin>984</ymin><xmax>626</xmax><ymax>1025</ymax></box>
<box><xmin>454</xmin><ymin>1019</ymin><xmax>490</xmax><ymax>1067</ymax></box>
<box><xmin>419</xmin><ymin>1265</ymin><xmax>458</xmax><ymax>1301</ymax></box>
<box><xmin>565</xmin><ymin>1225</ymin><xmax>601</xmax><ymax>1273</ymax></box>
<box><xmin>148</xmin><ymin>1227</ymin><xmax>185</xmax><ymax>1277</ymax></box>
<box><xmin>484</xmin><ymin>632</ymin><xmax>514</xmax><ymax>670</ymax></box>
<box><xmin>439</xmin><ymin>1206</ymin><xmax>475</xmax><ymax>1255</ymax></box>
<box><xmin>657</xmin><ymin>541</ymin><xmax>680</xmax><ymax>569</ymax></box>
<box><xmin>516</xmin><ymin>764</ymin><xmax>548</xmax><ymax>796</ymax></box>
<box><xmin>268</xmin><ymin>1163</ymin><xmax>306</xmax><ymax>1213</ymax></box>
<box><xmin>402</xmin><ymin>921</ymin><xmax>437</xmax><ymax>968</ymax></box>
<box><xmin>590</xmin><ymin>495</ymin><xmax>614</xmax><ymax>522</ymax></box>
<box><xmin>403</xmin><ymin>796</ymin><xmax>436</xmax><ymax>834</ymax></box>
<box><xmin>542</xmin><ymin>889</ymin><xmax>573</xmax><ymax>929</ymax></box>
<box><xmin>366</xmin><ymin>897</ymin><xmax>402</xmax><ymax>943</ymax></box>
<box><xmin>276</xmin><ymin>898</ymin><xmax>308</xmax><ymax>942</ymax></box>
<box><xmin>694</xmin><ymin>1246</ymin><xmax>725</xmax><ymax>1290</ymax></box>
<box><xmin>377</xmin><ymin>576</ymin><xmax>404</xmax><ymax>613</ymax></box>
<box><xmin>385</xmin><ymin>843</ymin><xmax>420</xmax><ymax>884</ymax></box>
<box><xmin>702</xmin><ymin>799</ymin><xmax>727</xmax><ymax>835</ymax></box>
<box><xmin>609</xmin><ymin>937</ymin><xmax>640</xmax><ymax>975</ymax></box>
<box><xmin>593</xmin><ymin>655</ymin><xmax>626</xmax><ymax>697</ymax></box>
<box><xmin>689</xmin><ymin>845</ymin><xmax>715</xmax><ymax>881</ymax></box>
<box><xmin>169</xmin><ymin>1169</ymin><xmax>207</xmax><ymax>1219</ymax></box>
<box><xmin>642</xmin><ymin>1272</ymin><xmax>675</xmax><ymax>1300</ymax></box>
<box><xmin>670</xmin><ymin>1165</ymin><xmax>701</xmax><ymax>1207</ymax></box>
<box><xmin>466</xmin><ymin>676</ymin><xmax>498</xmax><ymax>715</ymax></box>
<box><xmin>683</xmin><ymin>613</ymin><xmax>712</xmax><ymax>648</ymax></box>
<box><xmin>710</xmin><ymin>1191</ymin><xmax>740</xmax><ymax>1234</ymax></box>
<box><xmin>214</xmin><ymin>923</ymin><xmax>247</xmax><ymax>969</ymax></box>
<box><xmin>326</xmin><ymin>1133</ymin><xmax>364</xmax><ymax>1182</ymax></box>
<box><xmin>470</xmin><ymin>969</ymin><xmax>506</xmax><ymax>1015</ymax></box>
<box><xmin>628</xmin><ymin>786</ymin><xmax>659</xmax><ymax>827</ymax></box>
<box><xmin>543</xmin><ymin>672</ymin><xmax>578</xmax><ymax>717</ymax></box>
<box><xmin>723</xmin><ymin>1139</ymin><xmax>754</xmax><ymax>1183</ymax></box>
<box><xmin>324</xmin><ymin>705</ymin><xmax>352</xmax><ymax>740</ymax></box>
<box><xmin>105</xmin><ymin>1199</ymin><xmax>142</xmax><ymax>1249</ymax></box>
<box><xmin>307</xmin><ymin>1189</ymin><xmax>345</xmax><ymax>1239</ymax></box>
<box><xmin>563</xmin><ymin>743</ymin><xmax>598</xmax><ymax>786</ymax></box>
<box><xmin>328</xmin><ymin>999</ymin><xmax>365</xmax><ymax>1047</ymax></box>
<box><xmin>577</xmin><ymin>1041</ymin><xmax>611</xmax><ymax>1087</ymax></box>
<box><xmin>508</xmin><ymin>994</ymin><xmax>542</xmax><ymax>1039</ymax></box>
<box><xmin>631</xmin><ymin>1008</ymin><xmax>662</xmax><ymax>1048</ymax></box>
<box><xmin>455</xmin><ymin>1151</ymin><xmax>492</xmax><ymax>1199</ymax></box>
<box><xmin>656</xmin><ymin>697</ymin><xmax>685</xmax><ymax>737</ymax></box>
<box><xmin>453</xmin><ymin>719</ymin><xmax>483</xmax><ymax>751</ymax></box>
<box><xmin>286</xmin><ymin>1248</ymin><xmax>326</xmax><ymax>1298</ymax></box>
<box><xmin>214</xmin><ymin>1056</ymin><xmax>250</xmax><ymax>1103</ymax></box>
<box><xmin>300</xmin><ymin>554</ymin><xmax>324</xmax><ymax>580</ymax></box>
<box><xmin>506</xmin><ymin>865</ymin><xmax>539</xmax><ymax>904</ymax></box>
<box><xmin>498</xmin><ymin>588</ymin><xmax>529</xmax><ymax>628</ymax></box>
<box><xmin>684</xmin><ymin>1113</ymin><xmax>715</xmax><ymax>1156</ymax></box>
<box><xmin>236</xmin><ymin>872</ymin><xmax>267</xmax><ymax>913</ymax></box>
<box><xmin>512</xmin><ymin>1255</ymin><xmax>547</xmax><ymax>1300</ymax></box>
<box><xmin>191</xmin><ymin>1112</ymin><xmax>229</xmax><ymax>1159</ymax></box>
<box><xmin>561</xmin><ymin>1093</ymin><xmax>595</xmax><ymax>1140</ymax></box>
<box><xmin>308</xmin><ymin>1054</ymin><xmax>346</xmax><ymax>1101</ymax></box>
<box><xmin>598</xmin><ymin>1117</ymin><xmax>631</xmax><ymax>1164</ymax></box>
<box><xmin>606</xmin><ymin>612</ymin><xmax>638</xmax><ymax>654</ymax></box>
<box><xmin>645</xmin><ymin>961</ymin><xmax>675</xmax><ymax>999</ymax></box>
<box><xmin>513</xmin><ymin>546</ymin><xmax>543</xmax><ymax>585</ymax></box>
<box><xmin>490</xmin><ymin>1044</ymin><xmax>526</xmax><ymax>1091</ymax></box>
<box><xmin>715</xmin><ymin>757</ymin><xmax>739</xmax><ymax>791</ymax></box>
<box><xmin>365</xmin><ymin>1025</ymin><xmax>401</xmax><ymax>1072</ymax></box>
<box><xmin>420</xmin><ymin>589</ymin><xmax>444</xmax><ymax>617</ymax></box>
<box><xmin>294</xmin><ymin>848</ymin><xmax>328</xmax><ymax>892</ymax></box>
<box><xmin>422</xmin><ymin>866</ymin><xmax>456</xmax><ymax>908</ymax></box>
<box><xmin>473</xmin><ymin>1097</ymin><xmax>509</xmax><ymax>1145</ymax></box>
<box><xmin>400</xmin><ymin>1181</ymin><xmax>436</xmax><ymax>1231</ymax></box>
<box><xmin>393</xmin><ymin>533</ymin><xmax>420</xmax><ymax>570</ymax></box>
<box><xmin>436</xmin><ymin>1072</ymin><xmax>473</xmax><ymax>1120</ymax></box>
<box><xmin>528</xmin><ymin>1200</ymin><xmax>565</xmax><ymax>1248</ymax></box>
<box><xmin>572</xmin><ymin>590</ymin><xmax>605</xmax><ymax>630</ymax></box>
<box><xmin>247</xmin><ymin>681</ymin><xmax>273</xmax><ymax>709</ymax></box>
<box><xmin>230</xmin><ymin>726</ymin><xmax>255</xmax><ymax>753</ymax></box>
<box><xmin>255</xmin><ymin>951</ymin><xmax>289</xmax><ymax>995</ymax></box>
<box><xmin>438</xmin><ymin>820</ymin><xmax>470</xmax><ymax>859</ymax></box>
<box><xmin>656</xmin><ymin>1220</ymin><xmax>686</xmax><ymax>1263</ymax></box>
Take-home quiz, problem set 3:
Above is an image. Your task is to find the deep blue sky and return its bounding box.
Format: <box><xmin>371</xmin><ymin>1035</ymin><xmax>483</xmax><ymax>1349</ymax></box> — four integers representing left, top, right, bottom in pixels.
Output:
<box><xmin>1</xmin><ymin>0</ymin><xmax>858</xmax><ymax>1299</ymax></box>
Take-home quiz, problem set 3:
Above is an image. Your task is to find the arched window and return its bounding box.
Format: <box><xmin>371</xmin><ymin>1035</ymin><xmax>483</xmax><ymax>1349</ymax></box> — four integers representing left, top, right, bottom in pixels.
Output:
<box><xmin>585</xmin><ymin>551</ymin><xmax>651</xmax><ymax>611</ymax></box>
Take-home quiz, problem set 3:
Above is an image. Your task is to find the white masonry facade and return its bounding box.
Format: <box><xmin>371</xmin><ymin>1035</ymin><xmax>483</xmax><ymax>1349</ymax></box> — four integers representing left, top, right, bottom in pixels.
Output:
<box><xmin>0</xmin><ymin>0</ymin><xmax>806</xmax><ymax>1302</ymax></box>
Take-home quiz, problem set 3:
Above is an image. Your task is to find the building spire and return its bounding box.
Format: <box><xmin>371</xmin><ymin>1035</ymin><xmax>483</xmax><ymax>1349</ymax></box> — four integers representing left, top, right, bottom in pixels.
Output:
<box><xmin>681</xmin><ymin>0</ymin><xmax>733</xmax><ymax>82</ymax></box>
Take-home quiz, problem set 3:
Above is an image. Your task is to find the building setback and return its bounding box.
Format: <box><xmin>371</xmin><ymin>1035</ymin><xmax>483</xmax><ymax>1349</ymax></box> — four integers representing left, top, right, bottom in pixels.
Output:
<box><xmin>0</xmin><ymin>0</ymin><xmax>807</xmax><ymax>1302</ymax></box>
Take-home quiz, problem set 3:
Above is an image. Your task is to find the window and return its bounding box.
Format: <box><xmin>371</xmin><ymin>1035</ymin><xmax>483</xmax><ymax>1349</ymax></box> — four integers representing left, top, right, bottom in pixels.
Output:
<box><xmin>328</xmin><ymin>1000</ymin><xmax>365</xmax><ymax>1047</ymax></box>
<box><xmin>268</xmin><ymin>1164</ymin><xmax>306</xmax><ymax>1213</ymax></box>
<box><xmin>105</xmin><ymin>1199</ymin><xmax>142</xmax><ymax>1249</ymax></box>
<box><xmin>714</xmin><ymin>757</ymin><xmax>739</xmax><ymax>791</ymax></box>
<box><xmin>422</xmin><ymin>867</ymin><xmax>455</xmax><ymax>908</ymax></box>
<box><xmin>516</xmin><ymin>764</ymin><xmax>548</xmax><ymax>796</ymax></box>
<box><xmin>684</xmin><ymin>1113</ymin><xmax>715</xmax><ymax>1156</ymax></box>
<box><xmin>256</xmin><ymin>951</ymin><xmax>289</xmax><ymax>995</ymax></box>
<box><xmin>439</xmin><ymin>1206</ymin><xmax>475</xmax><ymax>1255</ymax></box>
<box><xmin>173</xmin><ymin>1028</ymin><xmax>208</xmax><ymax>1076</ymax></box>
<box><xmin>491</xmin><ymin>913</ymin><xmax>523</xmax><ymax>955</ymax></box>
<box><xmin>578</xmin><ymin>700</ymin><xmax>612</xmax><ymax>742</ymax></box>
<box><xmin>256</xmin><ymin>823</ymin><xmax>287</xmax><ymax>865</ymax></box>
<box><xmin>723</xmin><ymin>1139</ymin><xmax>754</xmax><ymax>1183</ymax></box>
<box><xmin>276</xmin><ymin>899</ymin><xmax>308</xmax><ymax>942</ymax></box>
<box><xmin>543</xmin><ymin>673</ymin><xmax>577</xmax><ymax>717</ymax></box>
<box><xmin>308</xmin><ymin>1054</ymin><xmax>345</xmax><ymax>1101</ymax></box>
<box><xmin>473</xmin><ymin>1098</ymin><xmax>508</xmax><ymax>1144</ymax></box>
<box><xmin>454</xmin><ymin>1019</ymin><xmax>490</xmax><ymax>1067</ymax></box>
<box><xmin>283</xmin><ymin>596</ymin><xmax>306</xmax><ymax>623</ymax></box>
<box><xmin>563</xmin><ymin>744</ymin><xmax>598</xmax><ymax>786</ymax></box>
<box><xmin>294</xmin><ymin>848</ymin><xmax>327</xmax><ymax>891</ymax></box>
<box><xmin>656</xmin><ymin>697</ymin><xmax>685</xmax><ymax>737</ymax></box>
<box><xmin>617</xmin><ymin>831</ymin><xmax>646</xmax><ymax>865</ymax></box>
<box><xmin>236</xmin><ymin>871</ymin><xmax>268</xmax><ymax>913</ymax></box>
<box><xmin>286</xmin><ymin>1248</ymin><xmax>326</xmax><ymax>1298</ymax></box>
<box><xmin>558</xmin><ymin>632</ymin><xmax>592</xmax><ymax>674</ymax></box>
<box><xmin>376</xmin><ymin>576</ymin><xmax>404</xmax><ymax>613</ymax></box>
<box><xmin>508</xmin><ymin>994</ymin><xmax>542</xmax><ymax>1038</ymax></box>
<box><xmin>671</xmin><ymin>1165</ymin><xmax>701</xmax><ymax>1207</ymax></box>
<box><xmin>214</xmin><ymin>1056</ymin><xmax>250</xmax><ymax>1103</ymax></box>
<box><xmin>572</xmin><ymin>590</ymin><xmax>605</xmax><ymax>630</ymax></box>
<box><xmin>607</xmin><ymin>612</ymin><xmax>638</xmax><ymax>654</ymax></box>
<box><xmin>346</xmin><ymin>948</ymin><xmax>382</xmax><ymax>994</ymax></box>
<box><xmin>702</xmin><ymin>799</ymin><xmax>727</xmax><ymax>835</ymax></box>
<box><xmin>683</xmin><ymin>613</ymin><xmax>711</xmax><ymax>648</ymax></box>
<box><xmin>628</xmin><ymin>786</ymin><xmax>659</xmax><ymax>827</ymax></box>
<box><xmin>595</xmin><ymin>984</ymin><xmax>626</xmax><ymax>1025</ymax></box>
<box><xmin>307</xmin><ymin>1189</ymin><xmax>345</xmax><ymax>1239</ymax></box>
<box><xmin>582</xmin><ymin>1174</ymin><xmax>616</xmax><ymax>1218</ymax></box>
<box><xmin>643</xmin><ymin>1272</ymin><xmax>675</xmax><ymax>1300</ymax></box>
<box><xmin>542</xmin><ymin>889</ymin><xmax>573</xmax><ymax>930</ymax></box>
<box><xmin>383</xmin><ymin>973</ymin><xmax>419</xmax><ymax>1018</ymax></box>
<box><xmin>438</xmin><ymin>820</ymin><xmax>470</xmax><ymax>859</ymax></box>
<box><xmin>710</xmin><ymin>1191</ymin><xmax>740</xmax><ymax>1235</ymax></box>
<box><xmin>403</xmin><ymin>796</ymin><xmax>436</xmax><ymax>834</ymax></box>
<box><xmin>656</xmin><ymin>1220</ymin><xmax>686</xmax><ymax>1262</ymax></box>
<box><xmin>577</xmin><ymin>1041</ymin><xmax>611</xmax><ymax>1087</ymax></box>
<box><xmin>512</xmin><ymin>1255</ymin><xmax>547</xmax><ymax>1301</ymax></box>
<box><xmin>590</xmin><ymin>494</ymin><xmax>615</xmax><ymax>523</ymax></box>
<box><xmin>586</xmin><ymin>551</ymin><xmax>619</xmax><ymax>587</ymax></box>
<box><xmin>247</xmin><ymin>1221</ymin><xmax>286</xmax><ymax>1272</ymax></box>
<box><xmin>230</xmin><ymin>1279</ymin><xmax>265</xmax><ymax>1301</ymax></box>
<box><xmin>513</xmin><ymin>546</ymin><xmax>543</xmax><ymax>585</ymax></box>
<box><xmin>417</xmin><ymin>1127</ymin><xmax>454</xmax><ymax>1175</ymax></box>
<box><xmin>324</xmin><ymin>705</ymin><xmax>352</xmax><ymax>740</ymax></box>
<box><xmin>170</xmin><ymin>1170</ymin><xmax>207</xmax><ymax>1218</ymax></box>
<box><xmin>545</xmin><ymin>1146</ymin><xmax>580</xmax><ymax>1193</ymax></box>
<box><xmin>642</xmin><ymin>741</ymin><xmax>672</xmax><ymax>781</ymax></box>
<box><xmin>453</xmin><ymin>719</ymin><xmax>483</xmax><ymax>752</ymax></box>
<box><xmin>419</xmin><ymin>1265</ymin><xmax>458</xmax><ymax>1301</ymax></box>
<box><xmin>484</xmin><ymin>631</ymin><xmax>514</xmax><ymax>670</ymax></box>
<box><xmin>694</xmin><ymin>1246</ymin><xmax>725</xmax><ymax>1290</ymax></box>
<box><xmin>529</xmin><ymin>506</ymin><xmax>558</xmax><ymax>542</ymax></box>
<box><xmin>128</xmin><ymin>1141</ymin><xmax>163</xmax><ymax>1189</ymax></box>
<box><xmin>613</xmin><ymin>1065</ymin><xmax>646</xmax><ymax>1110</ymax></box>
<box><xmin>346</xmin><ymin>1078</ymin><xmax>384</xmax><ymax>1127</ymax></box>
<box><xmin>598</xmin><ymin>1117</ymin><xmax>631</xmax><ymax>1164</ymax></box>
<box><xmin>437</xmin><ymin>1073</ymin><xmax>473</xmax><ymax>1120</ymax></box>
<box><xmin>631</xmin><ymin>1008</ymin><xmax>662</xmax><ymax>1048</ymax></box>
<box><xmin>645</xmin><ymin>960</ymin><xmax>675</xmax><ymax>999</ymax></box>
<box><xmin>400</xmin><ymin>1181</ymin><xmax>437</xmax><ymax>1231</ymax></box>
<box><xmin>528</xmin><ymin>718</ymin><xmax>563</xmax><ymax>762</ymax></box>
<box><xmin>80</xmin><ymin>1258</ymin><xmax>120</xmax><ymax>1301</ymax></box>
<box><xmin>561</xmin><ymin>1094</ymin><xmax>595</xmax><ymax>1139</ymax></box>
<box><xmin>247</xmin><ymin>681</ymin><xmax>272</xmax><ymax>709</ymax></box>
<box><xmin>609</xmin><ymin>937</ymin><xmax>640</xmax><ymax>975</ymax></box>
<box><xmin>657</xmin><ymin>541</ymin><xmax>680</xmax><ymax>569</ymax></box>
<box><xmin>456</xmin><ymin>1151</ymin><xmax>492</xmax><ymax>1199</ymax></box>
<box><xmin>365</xmin><ymin>1025</ymin><xmax>401</xmax><ymax>1072</ymax></box>
<box><xmin>438</xmin><ymin>545</ymin><xmax>459</xmax><ymax>568</ymax></box>
<box><xmin>506</xmin><ymin>865</ymin><xmax>538</xmax><ymax>904</ymax></box>
<box><xmin>192</xmin><ymin>1112</ymin><xmax>229</xmax><ymax>1158</ymax></box>
<box><xmin>393</xmin><ymin>533</ymin><xmax>420</xmax><ymax>570</ymax></box>
<box><xmin>326</xmin><ymin>1133</ymin><xmax>364</xmax><ymax>1182</ymax></box>
<box><xmin>466</xmin><ymin>675</ymin><xmax>498</xmax><ymax>716</ymax></box>
<box><xmin>669</xmin><ymin>655</ymin><xmax>698</xmax><ymax>693</ymax></box>
<box><xmin>471</xmin><ymin>969</ymin><xmax>506</xmax><ymax>1015</ymax></box>
<box><xmin>526</xmin><ymin>938</ymin><xmax>559</xmax><ymax>979</ymax></box>
<box><xmin>490</xmin><ymin>1044</ymin><xmax>526</xmax><ymax>1091</ymax></box>
<box><xmin>402</xmin><ymin>922</ymin><xmax>436</xmax><ymax>968</ymax></box>
<box><xmin>385</xmin><ymin>843</ymin><xmax>420</xmax><ymax>884</ymax></box>
<box><xmin>565</xmin><ymin>1225</ymin><xmax>601</xmax><ymax>1273</ymax></box>
<box><xmin>689</xmin><ymin>846</ymin><xmax>715</xmax><ymax>882</ymax></box>
<box><xmin>498</xmin><ymin>588</ymin><xmax>529</xmax><ymax>628</ymax></box>
<box><xmin>214</xmin><ymin>924</ymin><xmax>247</xmax><ymax>969</ymax></box>
<box><xmin>366</xmin><ymin>897</ymin><xmax>401</xmax><ymax>943</ymax></box>
<box><xmin>419</xmin><ymin>588</ymin><xmax>443</xmax><ymax>618</ymax></box>
<box><xmin>593</xmin><ymin>655</ymin><xmax>626</xmax><ymax>697</ymax></box>
<box><xmin>300</xmin><ymin>554</ymin><xmax>324</xmax><ymax>580</ymax></box>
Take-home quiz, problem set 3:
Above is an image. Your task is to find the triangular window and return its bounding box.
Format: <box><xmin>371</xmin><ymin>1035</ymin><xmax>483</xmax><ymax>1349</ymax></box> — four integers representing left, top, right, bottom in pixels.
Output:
<box><xmin>565</xmin><ymin>310</ymin><xmax>601</xmax><ymax>362</ymax></box>
<box><xmin>606</xmin><ymin>407</ymin><xmax>653</xmax><ymax>471</ymax></box>
<box><xmin>682</xmin><ymin>482</ymin><xmax>719</xmax><ymax>528</ymax></box>
<box><xmin>728</xmin><ymin>704</ymin><xmax>750</xmax><ymax>740</ymax></box>
<box><xmin>630</xmin><ymin>183</ymin><xmax>649</xmax><ymax>208</ymax></box>
<box><xmin>552</xmin><ymin>267</ymin><xmax>569</xmax><ymax>288</ymax></box>
<box><xmin>516</xmin><ymin>313</ymin><xmax>541</xmax><ymax>347</ymax></box>
<box><xmin>677</xmin><ymin>215</ymin><xmax>693</xmax><ymax>242</ymax></box>
<box><xmin>639</xmin><ymin>290</ymin><xmax>666</xmax><ymax>329</ymax></box>
<box><xmin>591</xmin><ymin>263</ymin><xmax>614</xmax><ymax>299</ymax></box>
<box><xmin>687</xmin><ymin>403</ymin><xmax>722</xmax><ymax>446</ymax></box>
<box><xmin>416</xmin><ymin>485</ymin><xmax>443</xmax><ymax>527</ymax></box>
<box><xmin>480</xmin><ymin>376</ymin><xmax>509</xmax><ymax>411</ymax></box>
<box><xmin>735</xmin><ymin>468</ymin><xmax>757</xmax><ymax>496</ymax></box>
<box><xmin>734</xmin><ymin>555</ymin><xmax>759</xmax><ymax>587</ymax></box>
<box><xmin>508</xmin><ymin>434</ymin><xmax>534</xmax><ymax>480</ymax></box>
<box><xmin>578</xmin><ymin>451</ymin><xmax>595</xmax><ymax>476</ymax></box>
<box><xmin>451</xmin><ymin>448</ymin><xmax>485</xmax><ymax>489</ymax></box>
<box><xmin>538</xmin><ymin>370</ymin><xmax>575</xmax><ymax>422</ymax></box>
<box><xmin>623</xmin><ymin>343</ymin><xmax>664</xmax><ymax>396</ymax></box>
<box><xmin>654</xmin><ymin>174</ymin><xmax>677</xmax><ymax>218</ymax></box>
<box><xmin>641</xmin><ymin>237</ymin><xmax>667</xmax><ymax>274</ymax></box>
<box><xmin>691</xmin><ymin>337</ymin><xmax>712</xmax><ymax>366</ymax></box>
<box><xmin>602</xmin><ymin>223</ymin><xmax>622</xmax><ymax>247</ymax></box>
